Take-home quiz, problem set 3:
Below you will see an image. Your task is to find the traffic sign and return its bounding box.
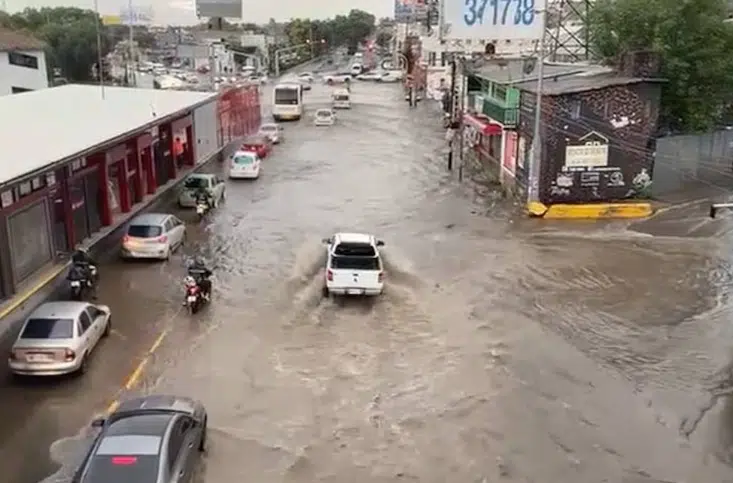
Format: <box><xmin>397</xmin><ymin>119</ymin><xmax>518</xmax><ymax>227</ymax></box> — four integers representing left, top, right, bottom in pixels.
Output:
<box><xmin>442</xmin><ymin>0</ymin><xmax>546</xmax><ymax>41</ymax></box>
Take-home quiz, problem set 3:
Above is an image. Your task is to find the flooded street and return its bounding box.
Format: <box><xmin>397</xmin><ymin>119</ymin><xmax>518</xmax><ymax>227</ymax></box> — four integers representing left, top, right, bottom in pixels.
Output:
<box><xmin>10</xmin><ymin>79</ymin><xmax>733</xmax><ymax>482</ymax></box>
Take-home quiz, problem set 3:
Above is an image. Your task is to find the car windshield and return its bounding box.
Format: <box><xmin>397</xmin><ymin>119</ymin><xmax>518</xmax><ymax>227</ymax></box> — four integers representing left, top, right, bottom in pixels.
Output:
<box><xmin>274</xmin><ymin>88</ymin><xmax>298</xmax><ymax>104</ymax></box>
<box><xmin>184</xmin><ymin>177</ymin><xmax>208</xmax><ymax>189</ymax></box>
<box><xmin>331</xmin><ymin>256</ymin><xmax>380</xmax><ymax>270</ymax></box>
<box><xmin>334</xmin><ymin>95</ymin><xmax>349</xmax><ymax>101</ymax></box>
<box><xmin>85</xmin><ymin>435</ymin><xmax>161</xmax><ymax>483</ymax></box>
<box><xmin>317</xmin><ymin>110</ymin><xmax>332</xmax><ymax>117</ymax></box>
<box><xmin>260</xmin><ymin>125</ymin><xmax>277</xmax><ymax>132</ymax></box>
<box><xmin>127</xmin><ymin>224</ymin><xmax>162</xmax><ymax>238</ymax></box>
<box><xmin>233</xmin><ymin>154</ymin><xmax>255</xmax><ymax>165</ymax></box>
<box><xmin>21</xmin><ymin>318</ymin><xmax>74</xmax><ymax>339</ymax></box>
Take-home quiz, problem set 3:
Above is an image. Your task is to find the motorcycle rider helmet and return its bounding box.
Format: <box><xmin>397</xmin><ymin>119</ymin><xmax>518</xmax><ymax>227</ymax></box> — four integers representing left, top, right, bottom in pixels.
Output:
<box><xmin>193</xmin><ymin>256</ymin><xmax>206</xmax><ymax>267</ymax></box>
<box><xmin>184</xmin><ymin>275</ymin><xmax>196</xmax><ymax>287</ymax></box>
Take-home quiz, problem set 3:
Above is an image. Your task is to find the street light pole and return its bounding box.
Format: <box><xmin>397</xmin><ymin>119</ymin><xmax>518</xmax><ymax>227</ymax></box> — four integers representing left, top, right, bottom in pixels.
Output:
<box><xmin>528</xmin><ymin>9</ymin><xmax>547</xmax><ymax>205</ymax></box>
<box><xmin>93</xmin><ymin>0</ymin><xmax>105</xmax><ymax>99</ymax></box>
<box><xmin>127</xmin><ymin>0</ymin><xmax>136</xmax><ymax>87</ymax></box>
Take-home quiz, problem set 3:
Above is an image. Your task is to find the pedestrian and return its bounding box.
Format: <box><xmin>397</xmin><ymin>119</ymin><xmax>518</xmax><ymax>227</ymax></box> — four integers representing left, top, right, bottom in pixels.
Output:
<box><xmin>174</xmin><ymin>136</ymin><xmax>184</xmax><ymax>168</ymax></box>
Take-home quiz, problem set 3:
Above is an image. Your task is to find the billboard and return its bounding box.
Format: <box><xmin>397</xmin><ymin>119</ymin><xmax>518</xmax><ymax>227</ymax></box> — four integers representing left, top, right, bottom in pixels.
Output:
<box><xmin>394</xmin><ymin>0</ymin><xmax>428</xmax><ymax>22</ymax></box>
<box><xmin>442</xmin><ymin>0</ymin><xmax>546</xmax><ymax>40</ymax></box>
<box><xmin>119</xmin><ymin>6</ymin><xmax>153</xmax><ymax>25</ymax></box>
<box><xmin>195</xmin><ymin>0</ymin><xmax>242</xmax><ymax>19</ymax></box>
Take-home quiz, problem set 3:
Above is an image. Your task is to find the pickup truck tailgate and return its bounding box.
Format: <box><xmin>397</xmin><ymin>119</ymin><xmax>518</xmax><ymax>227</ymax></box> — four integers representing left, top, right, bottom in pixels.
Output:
<box><xmin>330</xmin><ymin>268</ymin><xmax>381</xmax><ymax>291</ymax></box>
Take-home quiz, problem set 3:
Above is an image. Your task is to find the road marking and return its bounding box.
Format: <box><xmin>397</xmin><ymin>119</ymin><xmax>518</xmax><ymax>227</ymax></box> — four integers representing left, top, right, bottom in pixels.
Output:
<box><xmin>106</xmin><ymin>400</ymin><xmax>120</xmax><ymax>414</ymax></box>
<box><xmin>148</xmin><ymin>329</ymin><xmax>169</xmax><ymax>354</ymax></box>
<box><xmin>124</xmin><ymin>358</ymin><xmax>148</xmax><ymax>390</ymax></box>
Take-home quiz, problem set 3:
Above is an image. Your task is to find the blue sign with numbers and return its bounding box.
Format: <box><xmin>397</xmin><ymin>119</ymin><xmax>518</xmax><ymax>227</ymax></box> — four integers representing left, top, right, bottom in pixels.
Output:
<box><xmin>443</xmin><ymin>0</ymin><xmax>545</xmax><ymax>41</ymax></box>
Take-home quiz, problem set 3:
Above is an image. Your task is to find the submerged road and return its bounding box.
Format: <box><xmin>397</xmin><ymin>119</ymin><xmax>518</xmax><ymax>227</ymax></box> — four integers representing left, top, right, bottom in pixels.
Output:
<box><xmin>3</xmin><ymin>78</ymin><xmax>733</xmax><ymax>482</ymax></box>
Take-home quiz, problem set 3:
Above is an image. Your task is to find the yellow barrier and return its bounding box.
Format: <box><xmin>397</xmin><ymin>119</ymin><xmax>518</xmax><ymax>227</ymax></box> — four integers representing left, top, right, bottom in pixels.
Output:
<box><xmin>527</xmin><ymin>202</ymin><xmax>653</xmax><ymax>219</ymax></box>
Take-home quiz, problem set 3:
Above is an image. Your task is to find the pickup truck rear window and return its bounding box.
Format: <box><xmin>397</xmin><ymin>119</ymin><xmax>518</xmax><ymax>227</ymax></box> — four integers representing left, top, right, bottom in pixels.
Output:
<box><xmin>334</xmin><ymin>243</ymin><xmax>375</xmax><ymax>256</ymax></box>
<box><xmin>331</xmin><ymin>256</ymin><xmax>380</xmax><ymax>270</ymax></box>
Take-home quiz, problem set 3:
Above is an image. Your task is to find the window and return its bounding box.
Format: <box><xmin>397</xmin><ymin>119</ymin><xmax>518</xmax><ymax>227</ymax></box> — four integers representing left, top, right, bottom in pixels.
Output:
<box><xmin>87</xmin><ymin>306</ymin><xmax>102</xmax><ymax>320</ymax></box>
<box><xmin>18</xmin><ymin>181</ymin><xmax>31</xmax><ymax>196</ymax></box>
<box><xmin>8</xmin><ymin>52</ymin><xmax>38</xmax><ymax>69</ymax></box>
<box><xmin>570</xmin><ymin>100</ymin><xmax>581</xmax><ymax>119</ymax></box>
<box><xmin>11</xmin><ymin>86</ymin><xmax>32</xmax><ymax>94</ymax></box>
<box><xmin>79</xmin><ymin>311</ymin><xmax>92</xmax><ymax>332</ymax></box>
<box><xmin>127</xmin><ymin>224</ymin><xmax>162</xmax><ymax>238</ymax></box>
<box><xmin>86</xmin><ymin>435</ymin><xmax>162</xmax><ymax>483</ymax></box>
<box><xmin>428</xmin><ymin>51</ymin><xmax>436</xmax><ymax>66</ymax></box>
<box><xmin>31</xmin><ymin>176</ymin><xmax>44</xmax><ymax>191</ymax></box>
<box><xmin>1</xmin><ymin>190</ymin><xmax>13</xmax><ymax>208</ymax></box>
<box><xmin>441</xmin><ymin>52</ymin><xmax>447</xmax><ymax>67</ymax></box>
<box><xmin>166</xmin><ymin>420</ymin><xmax>185</xmax><ymax>470</ymax></box>
<box><xmin>20</xmin><ymin>318</ymin><xmax>74</xmax><ymax>339</ymax></box>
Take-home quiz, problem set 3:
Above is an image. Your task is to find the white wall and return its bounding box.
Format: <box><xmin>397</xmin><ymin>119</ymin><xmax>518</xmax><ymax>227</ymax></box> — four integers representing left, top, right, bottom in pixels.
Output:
<box><xmin>0</xmin><ymin>50</ymin><xmax>49</xmax><ymax>96</ymax></box>
<box><xmin>193</xmin><ymin>100</ymin><xmax>219</xmax><ymax>164</ymax></box>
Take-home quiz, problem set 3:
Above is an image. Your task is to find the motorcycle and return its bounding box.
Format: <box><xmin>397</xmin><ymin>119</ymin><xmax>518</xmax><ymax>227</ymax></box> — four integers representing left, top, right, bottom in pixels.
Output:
<box><xmin>185</xmin><ymin>283</ymin><xmax>205</xmax><ymax>314</ymax></box>
<box><xmin>68</xmin><ymin>264</ymin><xmax>97</xmax><ymax>300</ymax></box>
<box><xmin>196</xmin><ymin>201</ymin><xmax>209</xmax><ymax>220</ymax></box>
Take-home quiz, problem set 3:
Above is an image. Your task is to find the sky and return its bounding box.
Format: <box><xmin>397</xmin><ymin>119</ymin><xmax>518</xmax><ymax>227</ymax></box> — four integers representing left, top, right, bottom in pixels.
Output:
<box><xmin>6</xmin><ymin>0</ymin><xmax>394</xmax><ymax>25</ymax></box>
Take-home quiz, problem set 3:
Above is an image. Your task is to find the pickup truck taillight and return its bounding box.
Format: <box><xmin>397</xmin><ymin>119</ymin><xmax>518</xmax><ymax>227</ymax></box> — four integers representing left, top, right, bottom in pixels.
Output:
<box><xmin>378</xmin><ymin>272</ymin><xmax>384</xmax><ymax>283</ymax></box>
<box><xmin>327</xmin><ymin>269</ymin><xmax>333</xmax><ymax>281</ymax></box>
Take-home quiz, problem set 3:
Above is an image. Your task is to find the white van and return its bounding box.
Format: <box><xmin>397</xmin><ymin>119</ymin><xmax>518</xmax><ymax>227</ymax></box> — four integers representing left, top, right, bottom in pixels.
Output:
<box><xmin>332</xmin><ymin>88</ymin><xmax>351</xmax><ymax>109</ymax></box>
<box><xmin>322</xmin><ymin>233</ymin><xmax>385</xmax><ymax>297</ymax></box>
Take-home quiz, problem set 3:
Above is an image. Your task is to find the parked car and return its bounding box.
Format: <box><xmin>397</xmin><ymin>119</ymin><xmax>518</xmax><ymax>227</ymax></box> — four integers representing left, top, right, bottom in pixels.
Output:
<box><xmin>323</xmin><ymin>72</ymin><xmax>352</xmax><ymax>85</ymax></box>
<box><xmin>121</xmin><ymin>213</ymin><xmax>186</xmax><ymax>260</ymax></box>
<box><xmin>228</xmin><ymin>150</ymin><xmax>261</xmax><ymax>179</ymax></box>
<box><xmin>350</xmin><ymin>63</ymin><xmax>363</xmax><ymax>76</ymax></box>
<box><xmin>73</xmin><ymin>395</ymin><xmax>207</xmax><ymax>483</ymax></box>
<box><xmin>9</xmin><ymin>301</ymin><xmax>111</xmax><ymax>377</ymax></box>
<box><xmin>178</xmin><ymin>174</ymin><xmax>226</xmax><ymax>208</ymax></box>
<box><xmin>241</xmin><ymin>134</ymin><xmax>272</xmax><ymax>158</ymax></box>
<box><xmin>258</xmin><ymin>123</ymin><xmax>282</xmax><ymax>144</ymax></box>
<box><xmin>356</xmin><ymin>71</ymin><xmax>383</xmax><ymax>81</ymax></box>
<box><xmin>379</xmin><ymin>71</ymin><xmax>403</xmax><ymax>83</ymax></box>
<box><xmin>314</xmin><ymin>108</ymin><xmax>336</xmax><ymax>126</ymax></box>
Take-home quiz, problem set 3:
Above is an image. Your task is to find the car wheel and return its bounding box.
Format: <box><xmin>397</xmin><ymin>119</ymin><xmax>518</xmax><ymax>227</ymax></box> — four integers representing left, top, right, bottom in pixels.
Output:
<box><xmin>198</xmin><ymin>417</ymin><xmax>208</xmax><ymax>452</ymax></box>
<box><xmin>103</xmin><ymin>316</ymin><xmax>111</xmax><ymax>337</ymax></box>
<box><xmin>327</xmin><ymin>79</ymin><xmax>333</xmax><ymax>85</ymax></box>
<box><xmin>321</xmin><ymin>286</ymin><xmax>329</xmax><ymax>298</ymax></box>
<box><xmin>76</xmin><ymin>353</ymin><xmax>89</xmax><ymax>376</ymax></box>
<box><xmin>221</xmin><ymin>189</ymin><xmax>226</xmax><ymax>200</ymax></box>
<box><xmin>162</xmin><ymin>247</ymin><xmax>171</xmax><ymax>261</ymax></box>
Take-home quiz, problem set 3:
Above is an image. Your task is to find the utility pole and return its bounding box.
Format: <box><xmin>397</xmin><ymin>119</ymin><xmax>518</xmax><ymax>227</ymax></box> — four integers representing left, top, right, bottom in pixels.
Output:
<box><xmin>93</xmin><ymin>0</ymin><xmax>105</xmax><ymax>99</ymax></box>
<box><xmin>528</xmin><ymin>9</ymin><xmax>548</xmax><ymax>205</ymax></box>
<box><xmin>127</xmin><ymin>0</ymin><xmax>136</xmax><ymax>87</ymax></box>
<box><xmin>447</xmin><ymin>56</ymin><xmax>457</xmax><ymax>170</ymax></box>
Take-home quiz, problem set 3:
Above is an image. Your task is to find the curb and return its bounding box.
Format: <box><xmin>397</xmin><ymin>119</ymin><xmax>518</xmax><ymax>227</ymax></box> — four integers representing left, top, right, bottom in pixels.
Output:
<box><xmin>527</xmin><ymin>201</ymin><xmax>654</xmax><ymax>219</ymax></box>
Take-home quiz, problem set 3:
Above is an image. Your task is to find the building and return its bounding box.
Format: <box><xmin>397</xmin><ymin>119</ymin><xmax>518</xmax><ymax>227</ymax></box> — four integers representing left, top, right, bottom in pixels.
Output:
<box><xmin>463</xmin><ymin>53</ymin><xmax>663</xmax><ymax>205</ymax></box>
<box><xmin>0</xmin><ymin>83</ymin><xmax>261</xmax><ymax>300</ymax></box>
<box><xmin>0</xmin><ymin>27</ymin><xmax>49</xmax><ymax>96</ymax></box>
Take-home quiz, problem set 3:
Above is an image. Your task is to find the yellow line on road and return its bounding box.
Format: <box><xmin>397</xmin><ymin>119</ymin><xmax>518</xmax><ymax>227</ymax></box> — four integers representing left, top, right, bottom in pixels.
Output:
<box><xmin>124</xmin><ymin>358</ymin><xmax>148</xmax><ymax>390</ymax></box>
<box><xmin>148</xmin><ymin>329</ymin><xmax>169</xmax><ymax>354</ymax></box>
<box><xmin>106</xmin><ymin>400</ymin><xmax>120</xmax><ymax>414</ymax></box>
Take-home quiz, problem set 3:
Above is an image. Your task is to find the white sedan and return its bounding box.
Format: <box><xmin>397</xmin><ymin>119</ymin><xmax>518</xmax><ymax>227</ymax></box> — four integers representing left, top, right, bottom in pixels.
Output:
<box><xmin>228</xmin><ymin>150</ymin><xmax>261</xmax><ymax>179</ymax></box>
<box><xmin>323</xmin><ymin>72</ymin><xmax>352</xmax><ymax>85</ymax></box>
<box><xmin>178</xmin><ymin>173</ymin><xmax>226</xmax><ymax>208</ymax></box>
<box><xmin>356</xmin><ymin>71</ymin><xmax>383</xmax><ymax>81</ymax></box>
<box><xmin>9</xmin><ymin>301</ymin><xmax>111</xmax><ymax>377</ymax></box>
<box><xmin>297</xmin><ymin>72</ymin><xmax>314</xmax><ymax>83</ymax></box>
<box><xmin>314</xmin><ymin>108</ymin><xmax>336</xmax><ymax>126</ymax></box>
<box><xmin>258</xmin><ymin>123</ymin><xmax>283</xmax><ymax>144</ymax></box>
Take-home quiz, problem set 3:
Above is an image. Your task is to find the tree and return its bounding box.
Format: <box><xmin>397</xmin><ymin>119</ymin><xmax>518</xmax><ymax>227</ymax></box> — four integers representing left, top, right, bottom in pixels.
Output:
<box><xmin>2</xmin><ymin>7</ymin><xmax>110</xmax><ymax>82</ymax></box>
<box><xmin>283</xmin><ymin>9</ymin><xmax>375</xmax><ymax>54</ymax></box>
<box><xmin>588</xmin><ymin>0</ymin><xmax>733</xmax><ymax>132</ymax></box>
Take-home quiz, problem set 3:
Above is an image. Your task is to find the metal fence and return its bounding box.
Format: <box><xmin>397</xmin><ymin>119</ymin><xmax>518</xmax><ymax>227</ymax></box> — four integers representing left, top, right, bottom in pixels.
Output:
<box><xmin>653</xmin><ymin>129</ymin><xmax>733</xmax><ymax>198</ymax></box>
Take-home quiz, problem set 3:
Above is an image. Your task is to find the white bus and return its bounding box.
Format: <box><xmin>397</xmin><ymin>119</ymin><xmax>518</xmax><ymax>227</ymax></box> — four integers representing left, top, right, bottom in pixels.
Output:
<box><xmin>273</xmin><ymin>83</ymin><xmax>304</xmax><ymax>121</ymax></box>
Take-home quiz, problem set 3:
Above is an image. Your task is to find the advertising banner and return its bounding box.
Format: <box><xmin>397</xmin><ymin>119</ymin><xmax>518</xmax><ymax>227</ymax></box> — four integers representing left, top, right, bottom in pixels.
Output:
<box><xmin>442</xmin><ymin>0</ymin><xmax>546</xmax><ymax>40</ymax></box>
<box><xmin>195</xmin><ymin>0</ymin><xmax>242</xmax><ymax>18</ymax></box>
<box><xmin>394</xmin><ymin>0</ymin><xmax>428</xmax><ymax>22</ymax></box>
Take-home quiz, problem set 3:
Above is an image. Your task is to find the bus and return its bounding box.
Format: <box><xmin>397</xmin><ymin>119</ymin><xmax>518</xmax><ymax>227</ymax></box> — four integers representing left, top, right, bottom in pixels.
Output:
<box><xmin>272</xmin><ymin>83</ymin><xmax>304</xmax><ymax>121</ymax></box>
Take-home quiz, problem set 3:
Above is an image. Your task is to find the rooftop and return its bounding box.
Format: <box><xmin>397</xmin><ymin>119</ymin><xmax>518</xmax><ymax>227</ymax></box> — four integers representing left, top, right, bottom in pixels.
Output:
<box><xmin>470</xmin><ymin>58</ymin><xmax>591</xmax><ymax>84</ymax></box>
<box><xmin>0</xmin><ymin>84</ymin><xmax>216</xmax><ymax>187</ymax></box>
<box><xmin>0</xmin><ymin>27</ymin><xmax>45</xmax><ymax>51</ymax></box>
<box><xmin>513</xmin><ymin>71</ymin><xmax>665</xmax><ymax>95</ymax></box>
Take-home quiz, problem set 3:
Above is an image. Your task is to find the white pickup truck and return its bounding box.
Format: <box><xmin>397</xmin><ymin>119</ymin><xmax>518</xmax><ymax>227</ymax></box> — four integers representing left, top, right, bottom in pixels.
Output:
<box><xmin>322</xmin><ymin>233</ymin><xmax>385</xmax><ymax>297</ymax></box>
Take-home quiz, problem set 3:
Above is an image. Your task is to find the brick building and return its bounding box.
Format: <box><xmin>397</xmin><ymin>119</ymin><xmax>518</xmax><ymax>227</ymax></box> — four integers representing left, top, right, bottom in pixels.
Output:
<box><xmin>464</xmin><ymin>54</ymin><xmax>664</xmax><ymax>205</ymax></box>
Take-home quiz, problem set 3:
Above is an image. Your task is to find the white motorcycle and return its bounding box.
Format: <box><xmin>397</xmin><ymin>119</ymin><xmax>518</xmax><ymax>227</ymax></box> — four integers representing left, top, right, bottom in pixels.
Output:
<box><xmin>196</xmin><ymin>201</ymin><xmax>210</xmax><ymax>220</ymax></box>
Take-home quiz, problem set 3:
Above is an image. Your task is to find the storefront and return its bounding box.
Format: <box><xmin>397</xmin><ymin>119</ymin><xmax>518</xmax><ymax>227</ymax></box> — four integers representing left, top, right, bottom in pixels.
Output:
<box><xmin>462</xmin><ymin>113</ymin><xmax>503</xmax><ymax>181</ymax></box>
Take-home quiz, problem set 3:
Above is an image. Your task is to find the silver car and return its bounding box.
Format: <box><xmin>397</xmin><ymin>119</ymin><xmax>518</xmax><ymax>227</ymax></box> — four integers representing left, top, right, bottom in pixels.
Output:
<box><xmin>258</xmin><ymin>123</ymin><xmax>283</xmax><ymax>144</ymax></box>
<box><xmin>9</xmin><ymin>301</ymin><xmax>111</xmax><ymax>377</ymax></box>
<box><xmin>121</xmin><ymin>213</ymin><xmax>186</xmax><ymax>260</ymax></box>
<box><xmin>178</xmin><ymin>174</ymin><xmax>226</xmax><ymax>208</ymax></box>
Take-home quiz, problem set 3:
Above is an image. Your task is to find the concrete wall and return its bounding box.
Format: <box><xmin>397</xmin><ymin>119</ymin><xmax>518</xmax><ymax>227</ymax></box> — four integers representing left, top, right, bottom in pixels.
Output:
<box><xmin>0</xmin><ymin>50</ymin><xmax>49</xmax><ymax>96</ymax></box>
<box><xmin>193</xmin><ymin>100</ymin><xmax>219</xmax><ymax>164</ymax></box>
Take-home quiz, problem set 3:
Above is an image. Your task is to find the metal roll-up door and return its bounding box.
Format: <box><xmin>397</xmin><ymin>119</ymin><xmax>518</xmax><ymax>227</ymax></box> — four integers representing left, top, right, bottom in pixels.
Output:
<box><xmin>7</xmin><ymin>199</ymin><xmax>52</xmax><ymax>283</ymax></box>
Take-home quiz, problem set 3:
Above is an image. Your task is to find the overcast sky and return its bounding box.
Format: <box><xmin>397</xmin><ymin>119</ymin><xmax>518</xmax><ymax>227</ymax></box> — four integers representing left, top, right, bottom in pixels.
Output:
<box><xmin>7</xmin><ymin>0</ymin><xmax>394</xmax><ymax>25</ymax></box>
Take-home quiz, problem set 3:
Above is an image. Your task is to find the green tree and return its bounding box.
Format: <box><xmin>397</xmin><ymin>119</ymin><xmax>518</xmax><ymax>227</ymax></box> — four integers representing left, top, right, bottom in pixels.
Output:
<box><xmin>588</xmin><ymin>0</ymin><xmax>733</xmax><ymax>132</ymax></box>
<box><xmin>3</xmin><ymin>7</ymin><xmax>110</xmax><ymax>82</ymax></box>
<box><xmin>284</xmin><ymin>9</ymin><xmax>375</xmax><ymax>54</ymax></box>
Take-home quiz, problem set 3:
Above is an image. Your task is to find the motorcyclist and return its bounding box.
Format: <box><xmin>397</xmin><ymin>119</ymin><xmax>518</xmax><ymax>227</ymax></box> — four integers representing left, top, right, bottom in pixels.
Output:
<box><xmin>194</xmin><ymin>186</ymin><xmax>214</xmax><ymax>211</ymax></box>
<box><xmin>185</xmin><ymin>257</ymin><xmax>212</xmax><ymax>302</ymax></box>
<box><xmin>69</xmin><ymin>247</ymin><xmax>97</xmax><ymax>298</ymax></box>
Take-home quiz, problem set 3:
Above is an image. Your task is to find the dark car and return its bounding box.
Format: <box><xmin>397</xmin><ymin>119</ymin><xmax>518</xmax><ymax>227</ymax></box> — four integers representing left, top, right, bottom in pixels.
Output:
<box><xmin>241</xmin><ymin>134</ymin><xmax>272</xmax><ymax>158</ymax></box>
<box><xmin>72</xmin><ymin>395</ymin><xmax>208</xmax><ymax>483</ymax></box>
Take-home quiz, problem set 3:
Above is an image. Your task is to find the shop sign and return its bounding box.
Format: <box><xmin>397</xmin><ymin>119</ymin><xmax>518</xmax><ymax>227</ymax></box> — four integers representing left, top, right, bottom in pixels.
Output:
<box><xmin>564</xmin><ymin>131</ymin><xmax>609</xmax><ymax>170</ymax></box>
